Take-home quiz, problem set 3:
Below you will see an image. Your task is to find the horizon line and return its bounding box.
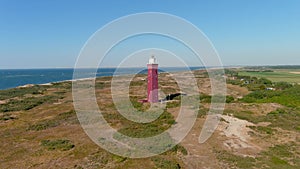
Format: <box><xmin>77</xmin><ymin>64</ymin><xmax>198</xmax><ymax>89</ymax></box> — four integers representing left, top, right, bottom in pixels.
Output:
<box><xmin>1</xmin><ymin>64</ymin><xmax>300</xmax><ymax>70</ymax></box>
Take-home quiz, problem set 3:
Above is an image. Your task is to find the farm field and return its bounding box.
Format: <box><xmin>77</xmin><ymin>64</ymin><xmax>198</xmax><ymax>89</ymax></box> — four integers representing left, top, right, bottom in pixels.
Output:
<box><xmin>238</xmin><ymin>69</ymin><xmax>300</xmax><ymax>83</ymax></box>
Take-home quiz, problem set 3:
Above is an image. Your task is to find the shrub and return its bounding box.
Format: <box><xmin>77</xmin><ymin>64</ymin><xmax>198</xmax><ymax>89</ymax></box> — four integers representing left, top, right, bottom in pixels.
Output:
<box><xmin>0</xmin><ymin>85</ymin><xmax>47</xmax><ymax>100</ymax></box>
<box><xmin>41</xmin><ymin>139</ymin><xmax>75</xmax><ymax>151</ymax></box>
<box><xmin>274</xmin><ymin>81</ymin><xmax>292</xmax><ymax>90</ymax></box>
<box><xmin>0</xmin><ymin>113</ymin><xmax>16</xmax><ymax>121</ymax></box>
<box><xmin>198</xmin><ymin>107</ymin><xmax>208</xmax><ymax>118</ymax></box>
<box><xmin>27</xmin><ymin>110</ymin><xmax>77</xmax><ymax>131</ymax></box>
<box><xmin>166</xmin><ymin>100</ymin><xmax>181</xmax><ymax>108</ymax></box>
<box><xmin>200</xmin><ymin>94</ymin><xmax>211</xmax><ymax>103</ymax></box>
<box><xmin>257</xmin><ymin>77</ymin><xmax>272</xmax><ymax>85</ymax></box>
<box><xmin>249</xmin><ymin>126</ymin><xmax>275</xmax><ymax>135</ymax></box>
<box><xmin>170</xmin><ymin>144</ymin><xmax>188</xmax><ymax>155</ymax></box>
<box><xmin>215</xmin><ymin>150</ymin><xmax>256</xmax><ymax>169</ymax></box>
<box><xmin>151</xmin><ymin>156</ymin><xmax>181</xmax><ymax>169</ymax></box>
<box><xmin>0</xmin><ymin>95</ymin><xmax>63</xmax><ymax>112</ymax></box>
<box><xmin>28</xmin><ymin>120</ymin><xmax>59</xmax><ymax>131</ymax></box>
<box><xmin>112</xmin><ymin>154</ymin><xmax>127</xmax><ymax>162</ymax></box>
<box><xmin>226</xmin><ymin>96</ymin><xmax>235</xmax><ymax>103</ymax></box>
<box><xmin>117</xmin><ymin>110</ymin><xmax>175</xmax><ymax>138</ymax></box>
<box><xmin>51</xmin><ymin>81</ymin><xmax>72</xmax><ymax>89</ymax></box>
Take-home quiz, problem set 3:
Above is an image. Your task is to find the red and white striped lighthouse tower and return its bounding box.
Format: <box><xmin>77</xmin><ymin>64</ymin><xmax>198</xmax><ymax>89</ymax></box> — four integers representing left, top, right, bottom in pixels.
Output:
<box><xmin>147</xmin><ymin>55</ymin><xmax>159</xmax><ymax>103</ymax></box>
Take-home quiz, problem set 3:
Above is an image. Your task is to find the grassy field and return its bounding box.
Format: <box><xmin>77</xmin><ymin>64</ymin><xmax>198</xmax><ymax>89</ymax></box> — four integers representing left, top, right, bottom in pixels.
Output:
<box><xmin>238</xmin><ymin>69</ymin><xmax>300</xmax><ymax>83</ymax></box>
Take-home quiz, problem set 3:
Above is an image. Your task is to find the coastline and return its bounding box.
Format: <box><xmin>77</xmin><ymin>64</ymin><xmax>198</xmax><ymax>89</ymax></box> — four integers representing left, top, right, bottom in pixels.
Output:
<box><xmin>1</xmin><ymin>67</ymin><xmax>208</xmax><ymax>91</ymax></box>
<box><xmin>15</xmin><ymin>77</ymin><xmax>97</xmax><ymax>89</ymax></box>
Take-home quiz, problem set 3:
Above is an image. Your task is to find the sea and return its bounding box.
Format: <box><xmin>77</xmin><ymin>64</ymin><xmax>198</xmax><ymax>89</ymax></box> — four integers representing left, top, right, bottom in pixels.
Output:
<box><xmin>0</xmin><ymin>67</ymin><xmax>204</xmax><ymax>90</ymax></box>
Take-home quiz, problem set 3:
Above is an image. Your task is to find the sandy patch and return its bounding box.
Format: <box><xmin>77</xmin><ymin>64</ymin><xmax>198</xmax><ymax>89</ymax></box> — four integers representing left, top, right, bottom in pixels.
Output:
<box><xmin>40</xmin><ymin>83</ymin><xmax>53</xmax><ymax>86</ymax></box>
<box><xmin>17</xmin><ymin>84</ymin><xmax>34</xmax><ymax>88</ymax></box>
<box><xmin>0</xmin><ymin>100</ymin><xmax>6</xmax><ymax>104</ymax></box>
<box><xmin>219</xmin><ymin>115</ymin><xmax>255</xmax><ymax>142</ymax></box>
<box><xmin>290</xmin><ymin>71</ymin><xmax>300</xmax><ymax>74</ymax></box>
<box><xmin>217</xmin><ymin>115</ymin><xmax>261</xmax><ymax>156</ymax></box>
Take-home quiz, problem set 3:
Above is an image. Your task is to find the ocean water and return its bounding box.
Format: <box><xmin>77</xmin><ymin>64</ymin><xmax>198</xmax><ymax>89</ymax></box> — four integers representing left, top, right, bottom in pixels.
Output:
<box><xmin>0</xmin><ymin>67</ymin><xmax>203</xmax><ymax>90</ymax></box>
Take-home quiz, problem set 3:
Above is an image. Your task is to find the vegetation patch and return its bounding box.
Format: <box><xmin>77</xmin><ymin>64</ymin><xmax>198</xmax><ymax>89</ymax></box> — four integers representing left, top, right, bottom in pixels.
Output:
<box><xmin>215</xmin><ymin>150</ymin><xmax>256</xmax><ymax>169</ymax></box>
<box><xmin>170</xmin><ymin>144</ymin><xmax>188</xmax><ymax>155</ymax></box>
<box><xmin>238</xmin><ymin>70</ymin><xmax>300</xmax><ymax>83</ymax></box>
<box><xmin>28</xmin><ymin>120</ymin><xmax>59</xmax><ymax>131</ymax></box>
<box><xmin>0</xmin><ymin>85</ymin><xmax>47</xmax><ymax>100</ymax></box>
<box><xmin>112</xmin><ymin>154</ymin><xmax>127</xmax><ymax>163</ymax></box>
<box><xmin>198</xmin><ymin>107</ymin><xmax>209</xmax><ymax>118</ymax></box>
<box><xmin>200</xmin><ymin>94</ymin><xmax>233</xmax><ymax>103</ymax></box>
<box><xmin>130</xmin><ymin>80</ymin><xmax>145</xmax><ymax>87</ymax></box>
<box><xmin>216</xmin><ymin>142</ymin><xmax>299</xmax><ymax>169</ymax></box>
<box><xmin>41</xmin><ymin>139</ymin><xmax>75</xmax><ymax>151</ymax></box>
<box><xmin>117</xmin><ymin>110</ymin><xmax>175</xmax><ymax>138</ymax></box>
<box><xmin>51</xmin><ymin>81</ymin><xmax>72</xmax><ymax>89</ymax></box>
<box><xmin>0</xmin><ymin>113</ymin><xmax>16</xmax><ymax>121</ymax></box>
<box><xmin>256</xmin><ymin>143</ymin><xmax>298</xmax><ymax>169</ymax></box>
<box><xmin>129</xmin><ymin>96</ymin><xmax>150</xmax><ymax>112</ymax></box>
<box><xmin>27</xmin><ymin>110</ymin><xmax>77</xmax><ymax>131</ymax></box>
<box><xmin>56</xmin><ymin>110</ymin><xmax>78</xmax><ymax>124</ymax></box>
<box><xmin>151</xmin><ymin>156</ymin><xmax>181</xmax><ymax>169</ymax></box>
<box><xmin>166</xmin><ymin>100</ymin><xmax>181</xmax><ymax>108</ymax></box>
<box><xmin>264</xmin><ymin>108</ymin><xmax>300</xmax><ymax>131</ymax></box>
<box><xmin>95</xmin><ymin>81</ymin><xmax>106</xmax><ymax>89</ymax></box>
<box><xmin>226</xmin><ymin>108</ymin><xmax>300</xmax><ymax>132</ymax></box>
<box><xmin>0</xmin><ymin>95</ymin><xmax>63</xmax><ymax>112</ymax></box>
<box><xmin>224</xmin><ymin>110</ymin><xmax>257</xmax><ymax>123</ymax></box>
<box><xmin>248</xmin><ymin>126</ymin><xmax>275</xmax><ymax>135</ymax></box>
<box><xmin>241</xmin><ymin>85</ymin><xmax>300</xmax><ymax>107</ymax></box>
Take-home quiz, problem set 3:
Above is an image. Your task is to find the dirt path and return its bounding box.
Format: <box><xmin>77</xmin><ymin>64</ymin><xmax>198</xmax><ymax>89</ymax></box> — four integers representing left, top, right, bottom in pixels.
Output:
<box><xmin>180</xmin><ymin>118</ymin><xmax>221</xmax><ymax>169</ymax></box>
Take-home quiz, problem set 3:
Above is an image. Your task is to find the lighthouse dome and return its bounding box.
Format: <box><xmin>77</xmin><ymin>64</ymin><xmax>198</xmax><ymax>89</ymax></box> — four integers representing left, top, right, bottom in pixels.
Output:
<box><xmin>148</xmin><ymin>55</ymin><xmax>157</xmax><ymax>64</ymax></box>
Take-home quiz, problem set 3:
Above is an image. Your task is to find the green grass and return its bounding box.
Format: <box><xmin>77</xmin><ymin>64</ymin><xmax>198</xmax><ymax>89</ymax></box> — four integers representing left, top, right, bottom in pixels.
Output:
<box><xmin>0</xmin><ymin>95</ymin><xmax>63</xmax><ymax>112</ymax></box>
<box><xmin>170</xmin><ymin>144</ymin><xmax>188</xmax><ymax>155</ymax></box>
<box><xmin>215</xmin><ymin>150</ymin><xmax>256</xmax><ymax>169</ymax></box>
<box><xmin>198</xmin><ymin>107</ymin><xmax>209</xmax><ymax>118</ymax></box>
<box><xmin>248</xmin><ymin>126</ymin><xmax>275</xmax><ymax>135</ymax></box>
<box><xmin>151</xmin><ymin>156</ymin><xmax>181</xmax><ymax>169</ymax></box>
<box><xmin>238</xmin><ymin>70</ymin><xmax>300</xmax><ymax>83</ymax></box>
<box><xmin>216</xmin><ymin>142</ymin><xmax>299</xmax><ymax>169</ymax></box>
<box><xmin>228</xmin><ymin>110</ymin><xmax>258</xmax><ymax>123</ymax></box>
<box><xmin>264</xmin><ymin>109</ymin><xmax>300</xmax><ymax>131</ymax></box>
<box><xmin>0</xmin><ymin>85</ymin><xmax>48</xmax><ymax>100</ymax></box>
<box><xmin>112</xmin><ymin>154</ymin><xmax>127</xmax><ymax>163</ymax></box>
<box><xmin>117</xmin><ymin>110</ymin><xmax>175</xmax><ymax>138</ymax></box>
<box><xmin>0</xmin><ymin>83</ymin><xmax>69</xmax><ymax>112</ymax></box>
<box><xmin>41</xmin><ymin>139</ymin><xmax>75</xmax><ymax>151</ymax></box>
<box><xmin>27</xmin><ymin>110</ymin><xmax>78</xmax><ymax>131</ymax></box>
<box><xmin>226</xmin><ymin>107</ymin><xmax>300</xmax><ymax>132</ymax></box>
<box><xmin>241</xmin><ymin>85</ymin><xmax>300</xmax><ymax>107</ymax></box>
<box><xmin>256</xmin><ymin>143</ymin><xmax>298</xmax><ymax>169</ymax></box>
<box><xmin>200</xmin><ymin>94</ymin><xmax>233</xmax><ymax>103</ymax></box>
<box><xmin>27</xmin><ymin>120</ymin><xmax>59</xmax><ymax>131</ymax></box>
<box><xmin>166</xmin><ymin>100</ymin><xmax>181</xmax><ymax>108</ymax></box>
<box><xmin>129</xmin><ymin>96</ymin><xmax>150</xmax><ymax>111</ymax></box>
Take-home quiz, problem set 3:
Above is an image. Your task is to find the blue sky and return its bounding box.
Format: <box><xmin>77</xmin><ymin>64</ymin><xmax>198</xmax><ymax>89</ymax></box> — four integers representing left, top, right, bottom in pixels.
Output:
<box><xmin>0</xmin><ymin>0</ymin><xmax>300</xmax><ymax>68</ymax></box>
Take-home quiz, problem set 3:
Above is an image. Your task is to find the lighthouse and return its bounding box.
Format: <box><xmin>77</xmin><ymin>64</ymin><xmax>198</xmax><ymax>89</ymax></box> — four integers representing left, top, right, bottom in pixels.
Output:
<box><xmin>147</xmin><ymin>55</ymin><xmax>159</xmax><ymax>103</ymax></box>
